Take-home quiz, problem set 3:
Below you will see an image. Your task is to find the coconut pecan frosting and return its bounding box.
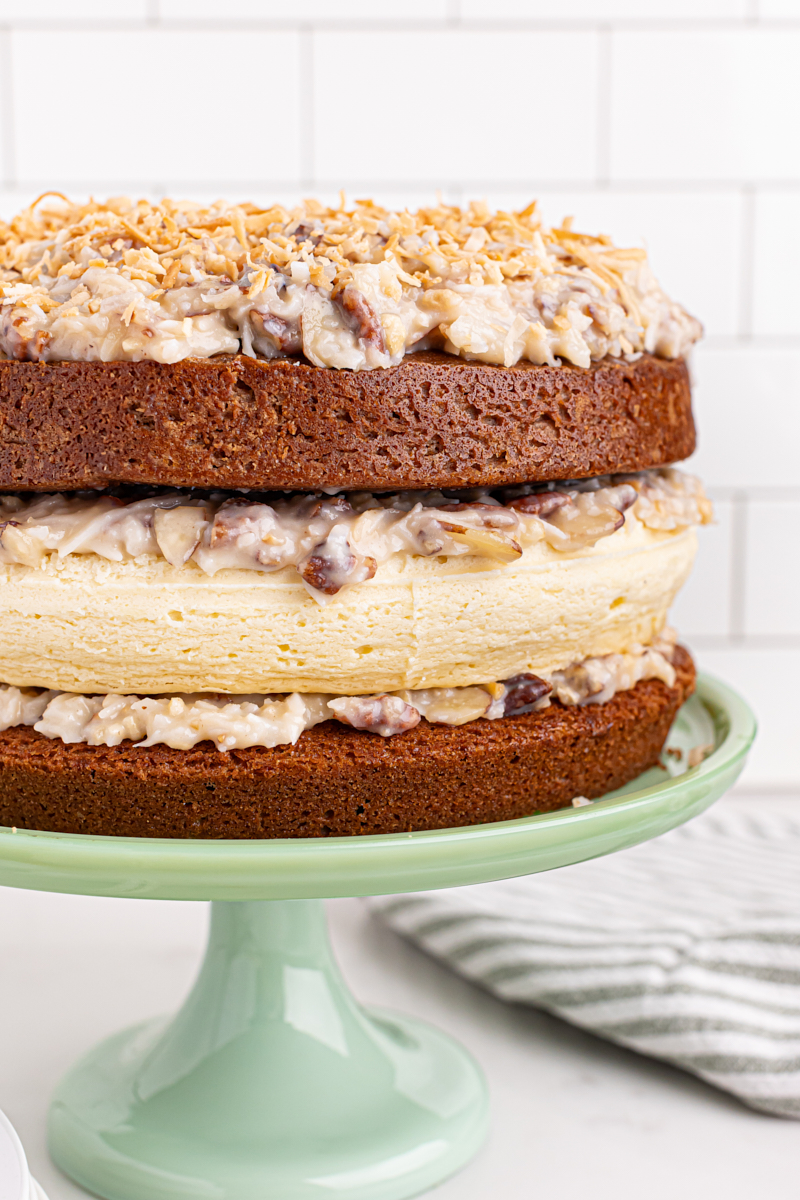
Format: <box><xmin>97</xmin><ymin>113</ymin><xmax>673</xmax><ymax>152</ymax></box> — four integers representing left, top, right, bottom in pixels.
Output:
<box><xmin>0</xmin><ymin>195</ymin><xmax>701</xmax><ymax>371</ymax></box>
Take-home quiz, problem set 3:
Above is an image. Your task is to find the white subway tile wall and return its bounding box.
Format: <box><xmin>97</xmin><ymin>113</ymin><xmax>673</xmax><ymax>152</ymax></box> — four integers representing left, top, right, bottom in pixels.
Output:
<box><xmin>753</xmin><ymin>190</ymin><xmax>800</xmax><ymax>337</ymax></box>
<box><xmin>313</xmin><ymin>31</ymin><xmax>599</xmax><ymax>185</ymax></box>
<box><xmin>0</xmin><ymin>5</ymin><xmax>795</xmax><ymax>789</ymax></box>
<box><xmin>160</xmin><ymin>1</ymin><xmax>451</xmax><ymax>18</ymax></box>
<box><xmin>0</xmin><ymin>2</ymin><xmax>148</xmax><ymax>18</ymax></box>
<box><xmin>744</xmin><ymin>500</ymin><xmax>800</xmax><ymax>636</ymax></box>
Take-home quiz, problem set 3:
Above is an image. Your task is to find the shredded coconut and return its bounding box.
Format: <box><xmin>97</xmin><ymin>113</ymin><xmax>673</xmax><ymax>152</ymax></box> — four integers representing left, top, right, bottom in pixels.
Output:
<box><xmin>0</xmin><ymin>469</ymin><xmax>711</xmax><ymax>600</ymax></box>
<box><xmin>0</xmin><ymin>195</ymin><xmax>702</xmax><ymax>370</ymax></box>
<box><xmin>0</xmin><ymin>631</ymin><xmax>679</xmax><ymax>751</ymax></box>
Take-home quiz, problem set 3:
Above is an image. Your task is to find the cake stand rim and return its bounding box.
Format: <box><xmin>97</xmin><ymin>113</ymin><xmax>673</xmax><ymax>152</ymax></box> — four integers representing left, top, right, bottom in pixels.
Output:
<box><xmin>0</xmin><ymin>673</ymin><xmax>756</xmax><ymax>901</ymax></box>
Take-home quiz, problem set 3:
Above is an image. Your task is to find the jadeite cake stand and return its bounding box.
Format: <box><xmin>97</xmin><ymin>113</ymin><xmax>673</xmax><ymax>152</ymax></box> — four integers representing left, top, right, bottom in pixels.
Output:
<box><xmin>0</xmin><ymin>674</ymin><xmax>754</xmax><ymax>1200</ymax></box>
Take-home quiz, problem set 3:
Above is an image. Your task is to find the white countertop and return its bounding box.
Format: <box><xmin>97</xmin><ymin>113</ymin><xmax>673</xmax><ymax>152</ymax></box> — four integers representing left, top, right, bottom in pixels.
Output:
<box><xmin>1</xmin><ymin>795</ymin><xmax>799</xmax><ymax>1200</ymax></box>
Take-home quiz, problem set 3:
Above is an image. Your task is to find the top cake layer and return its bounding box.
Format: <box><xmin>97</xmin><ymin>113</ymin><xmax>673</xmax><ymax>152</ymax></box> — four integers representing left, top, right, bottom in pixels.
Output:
<box><xmin>0</xmin><ymin>351</ymin><xmax>694</xmax><ymax>491</ymax></box>
<box><xmin>0</xmin><ymin>195</ymin><xmax>701</xmax><ymax>371</ymax></box>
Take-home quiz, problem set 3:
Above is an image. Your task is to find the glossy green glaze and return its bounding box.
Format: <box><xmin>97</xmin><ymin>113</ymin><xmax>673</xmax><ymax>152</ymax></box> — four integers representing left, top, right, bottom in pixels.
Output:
<box><xmin>49</xmin><ymin>899</ymin><xmax>489</xmax><ymax>1200</ymax></box>
<box><xmin>0</xmin><ymin>676</ymin><xmax>754</xmax><ymax>1200</ymax></box>
<box><xmin>0</xmin><ymin>676</ymin><xmax>755</xmax><ymax>902</ymax></box>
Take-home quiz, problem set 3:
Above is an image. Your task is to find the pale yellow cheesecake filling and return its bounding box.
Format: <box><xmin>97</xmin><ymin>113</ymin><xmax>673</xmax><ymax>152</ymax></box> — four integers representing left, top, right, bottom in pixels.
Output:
<box><xmin>0</xmin><ymin>513</ymin><xmax>696</xmax><ymax>696</ymax></box>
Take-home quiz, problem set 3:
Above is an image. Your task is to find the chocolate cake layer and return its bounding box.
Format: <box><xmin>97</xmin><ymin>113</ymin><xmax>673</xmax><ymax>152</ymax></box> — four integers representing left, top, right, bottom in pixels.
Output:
<box><xmin>0</xmin><ymin>351</ymin><xmax>694</xmax><ymax>492</ymax></box>
<box><xmin>0</xmin><ymin>648</ymin><xmax>695</xmax><ymax>839</ymax></box>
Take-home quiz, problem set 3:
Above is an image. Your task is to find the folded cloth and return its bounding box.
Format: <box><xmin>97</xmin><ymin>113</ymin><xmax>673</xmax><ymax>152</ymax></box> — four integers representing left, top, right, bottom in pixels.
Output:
<box><xmin>371</xmin><ymin>806</ymin><xmax>800</xmax><ymax>1118</ymax></box>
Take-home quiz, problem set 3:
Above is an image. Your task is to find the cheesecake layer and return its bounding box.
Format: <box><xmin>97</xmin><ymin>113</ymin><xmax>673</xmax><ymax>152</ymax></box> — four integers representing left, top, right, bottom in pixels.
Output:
<box><xmin>0</xmin><ymin>516</ymin><xmax>697</xmax><ymax>695</ymax></box>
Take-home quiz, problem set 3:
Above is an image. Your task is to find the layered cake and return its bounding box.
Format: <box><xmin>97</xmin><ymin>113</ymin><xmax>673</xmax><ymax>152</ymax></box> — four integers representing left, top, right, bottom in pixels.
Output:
<box><xmin>0</xmin><ymin>195</ymin><xmax>707</xmax><ymax>837</ymax></box>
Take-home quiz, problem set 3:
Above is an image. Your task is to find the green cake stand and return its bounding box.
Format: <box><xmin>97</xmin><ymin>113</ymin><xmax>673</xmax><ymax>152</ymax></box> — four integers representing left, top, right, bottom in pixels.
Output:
<box><xmin>0</xmin><ymin>675</ymin><xmax>754</xmax><ymax>1200</ymax></box>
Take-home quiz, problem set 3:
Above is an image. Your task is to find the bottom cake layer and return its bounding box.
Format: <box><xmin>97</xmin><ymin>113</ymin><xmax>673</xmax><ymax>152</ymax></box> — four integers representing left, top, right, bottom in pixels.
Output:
<box><xmin>0</xmin><ymin>648</ymin><xmax>695</xmax><ymax>839</ymax></box>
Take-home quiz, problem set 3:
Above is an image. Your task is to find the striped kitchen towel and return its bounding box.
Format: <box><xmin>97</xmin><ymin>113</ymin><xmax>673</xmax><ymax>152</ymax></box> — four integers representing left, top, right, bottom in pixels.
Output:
<box><xmin>371</xmin><ymin>806</ymin><xmax>800</xmax><ymax>1117</ymax></box>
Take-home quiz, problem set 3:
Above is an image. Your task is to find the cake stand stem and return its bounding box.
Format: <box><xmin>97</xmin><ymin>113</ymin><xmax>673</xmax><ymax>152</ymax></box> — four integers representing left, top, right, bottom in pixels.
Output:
<box><xmin>48</xmin><ymin>899</ymin><xmax>488</xmax><ymax>1200</ymax></box>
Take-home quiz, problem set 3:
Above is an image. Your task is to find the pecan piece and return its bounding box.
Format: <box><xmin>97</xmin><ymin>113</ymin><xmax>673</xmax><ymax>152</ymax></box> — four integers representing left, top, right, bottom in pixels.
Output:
<box><xmin>437</xmin><ymin>501</ymin><xmax>517</xmax><ymax>529</ymax></box>
<box><xmin>250</xmin><ymin>309</ymin><xmax>302</xmax><ymax>355</ymax></box>
<box><xmin>508</xmin><ymin>492</ymin><xmax>571</xmax><ymax>519</ymax></box>
<box><xmin>298</xmin><ymin>529</ymin><xmax>357</xmax><ymax>595</ymax></box>
<box><xmin>328</xmin><ymin>694</ymin><xmax>421</xmax><ymax>737</ymax></box>
<box><xmin>335</xmin><ymin>284</ymin><xmax>387</xmax><ymax>353</ymax></box>
<box><xmin>502</xmin><ymin>673</ymin><xmax>552</xmax><ymax>715</ymax></box>
<box><xmin>207</xmin><ymin>500</ymin><xmax>282</xmax><ymax>561</ymax></box>
<box><xmin>544</xmin><ymin>488</ymin><xmax>638</xmax><ymax>548</ymax></box>
<box><xmin>299</xmin><ymin>553</ymin><xmax>348</xmax><ymax>595</ymax></box>
<box><xmin>291</xmin><ymin>221</ymin><xmax>323</xmax><ymax>246</ymax></box>
<box><xmin>2</xmin><ymin>320</ymin><xmax>51</xmax><ymax>362</ymax></box>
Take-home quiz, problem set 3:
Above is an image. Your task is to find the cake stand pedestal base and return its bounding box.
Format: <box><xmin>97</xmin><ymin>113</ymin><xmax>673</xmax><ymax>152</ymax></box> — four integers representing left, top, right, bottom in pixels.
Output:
<box><xmin>48</xmin><ymin>899</ymin><xmax>489</xmax><ymax>1200</ymax></box>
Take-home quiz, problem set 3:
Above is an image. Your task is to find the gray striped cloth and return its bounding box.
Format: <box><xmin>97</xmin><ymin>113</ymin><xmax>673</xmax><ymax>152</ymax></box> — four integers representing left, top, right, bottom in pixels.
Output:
<box><xmin>371</xmin><ymin>807</ymin><xmax>800</xmax><ymax>1117</ymax></box>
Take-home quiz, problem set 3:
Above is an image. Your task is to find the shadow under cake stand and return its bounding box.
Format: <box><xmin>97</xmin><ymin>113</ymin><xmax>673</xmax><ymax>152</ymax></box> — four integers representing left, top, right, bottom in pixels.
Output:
<box><xmin>0</xmin><ymin>674</ymin><xmax>754</xmax><ymax>1200</ymax></box>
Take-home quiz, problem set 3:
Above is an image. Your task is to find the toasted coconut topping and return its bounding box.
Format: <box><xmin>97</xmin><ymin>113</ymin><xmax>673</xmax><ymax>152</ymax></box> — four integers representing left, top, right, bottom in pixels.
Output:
<box><xmin>0</xmin><ymin>194</ymin><xmax>702</xmax><ymax>370</ymax></box>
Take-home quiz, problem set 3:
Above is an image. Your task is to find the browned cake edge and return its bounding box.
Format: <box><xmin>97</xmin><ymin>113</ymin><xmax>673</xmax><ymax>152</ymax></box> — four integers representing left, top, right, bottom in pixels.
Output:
<box><xmin>0</xmin><ymin>648</ymin><xmax>696</xmax><ymax>839</ymax></box>
<box><xmin>0</xmin><ymin>351</ymin><xmax>694</xmax><ymax>492</ymax></box>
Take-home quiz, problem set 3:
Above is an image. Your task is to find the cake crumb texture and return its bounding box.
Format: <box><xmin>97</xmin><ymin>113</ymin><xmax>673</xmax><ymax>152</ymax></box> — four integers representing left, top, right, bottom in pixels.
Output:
<box><xmin>0</xmin><ymin>351</ymin><xmax>694</xmax><ymax>492</ymax></box>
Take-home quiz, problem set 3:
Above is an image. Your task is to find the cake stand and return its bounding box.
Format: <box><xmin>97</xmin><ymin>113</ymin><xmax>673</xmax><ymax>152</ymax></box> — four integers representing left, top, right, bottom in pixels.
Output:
<box><xmin>0</xmin><ymin>675</ymin><xmax>754</xmax><ymax>1200</ymax></box>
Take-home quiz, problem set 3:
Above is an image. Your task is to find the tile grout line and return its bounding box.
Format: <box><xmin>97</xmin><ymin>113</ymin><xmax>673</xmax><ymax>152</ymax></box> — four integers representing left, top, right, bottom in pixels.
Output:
<box><xmin>729</xmin><ymin>490</ymin><xmax>749</xmax><ymax>642</ymax></box>
<box><xmin>4</xmin><ymin>178</ymin><xmax>798</xmax><ymax>194</ymax></box>
<box><xmin>299</xmin><ymin>27</ymin><xmax>315</xmax><ymax>191</ymax></box>
<box><xmin>5</xmin><ymin>18</ymin><xmax>800</xmax><ymax>33</ymax></box>
<box><xmin>690</xmin><ymin>633</ymin><xmax>800</xmax><ymax>652</ymax></box>
<box><xmin>693</xmin><ymin>634</ymin><xmax>800</xmax><ymax>650</ymax></box>
<box><xmin>738</xmin><ymin>184</ymin><xmax>756</xmax><ymax>340</ymax></box>
<box><xmin>595</xmin><ymin>26</ymin><xmax>612</xmax><ymax>187</ymax></box>
<box><xmin>0</xmin><ymin>30</ymin><xmax>14</xmax><ymax>189</ymax></box>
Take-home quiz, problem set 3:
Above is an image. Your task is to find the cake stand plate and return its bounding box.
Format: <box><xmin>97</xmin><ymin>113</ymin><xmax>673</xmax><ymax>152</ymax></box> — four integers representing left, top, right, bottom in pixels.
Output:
<box><xmin>0</xmin><ymin>675</ymin><xmax>754</xmax><ymax>1200</ymax></box>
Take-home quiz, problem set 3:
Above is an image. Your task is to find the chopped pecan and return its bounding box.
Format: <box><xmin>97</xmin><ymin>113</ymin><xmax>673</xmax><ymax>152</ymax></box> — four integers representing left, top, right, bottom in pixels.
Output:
<box><xmin>544</xmin><ymin>488</ymin><xmax>637</xmax><ymax>548</ymax></box>
<box><xmin>508</xmin><ymin>492</ymin><xmax>571</xmax><ymax>519</ymax></box>
<box><xmin>502</xmin><ymin>673</ymin><xmax>552</xmax><ymax>715</ymax></box>
<box><xmin>299</xmin><ymin>535</ymin><xmax>357</xmax><ymax>595</ymax></box>
<box><xmin>2</xmin><ymin>319</ymin><xmax>51</xmax><ymax>362</ymax></box>
<box><xmin>250</xmin><ymin>309</ymin><xmax>302</xmax><ymax>355</ymax></box>
<box><xmin>335</xmin><ymin>284</ymin><xmax>386</xmax><ymax>353</ymax></box>
<box><xmin>687</xmin><ymin>742</ymin><xmax>714</xmax><ymax>768</ymax></box>
<box><xmin>437</xmin><ymin>501</ymin><xmax>517</xmax><ymax>529</ymax></box>
<box><xmin>328</xmin><ymin>694</ymin><xmax>421</xmax><ymax>737</ymax></box>
<box><xmin>291</xmin><ymin>221</ymin><xmax>323</xmax><ymax>246</ymax></box>
<box><xmin>357</xmin><ymin>555</ymin><xmax>378</xmax><ymax>582</ymax></box>
<box><xmin>209</xmin><ymin>499</ymin><xmax>279</xmax><ymax>549</ymax></box>
<box><xmin>416</xmin><ymin>521</ymin><xmax>447</xmax><ymax>555</ymax></box>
